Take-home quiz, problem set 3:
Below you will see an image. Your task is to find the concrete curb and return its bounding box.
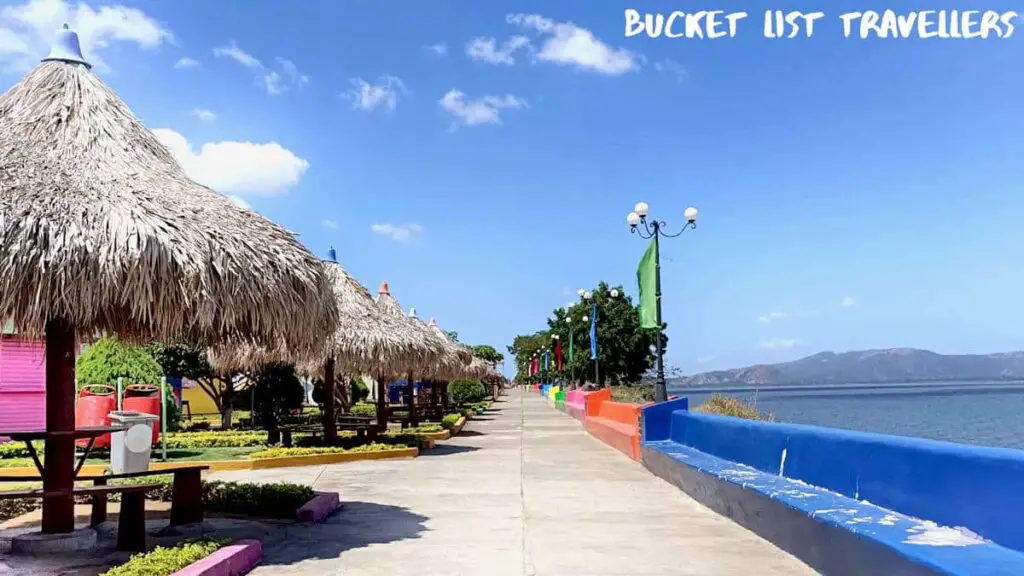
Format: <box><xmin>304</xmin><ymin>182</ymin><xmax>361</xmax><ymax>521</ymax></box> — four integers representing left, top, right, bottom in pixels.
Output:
<box><xmin>171</xmin><ymin>539</ymin><xmax>262</xmax><ymax>576</ymax></box>
<box><xmin>296</xmin><ymin>492</ymin><xmax>341</xmax><ymax>523</ymax></box>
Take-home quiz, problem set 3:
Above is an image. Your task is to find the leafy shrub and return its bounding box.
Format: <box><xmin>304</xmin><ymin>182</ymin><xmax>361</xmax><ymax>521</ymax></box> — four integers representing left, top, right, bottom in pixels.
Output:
<box><xmin>441</xmin><ymin>413</ymin><xmax>461</xmax><ymax>430</ymax></box>
<box><xmin>694</xmin><ymin>393</ymin><xmax>775</xmax><ymax>421</ymax></box>
<box><xmin>449</xmin><ymin>380</ymin><xmax>487</xmax><ymax>405</ymax></box>
<box><xmin>249</xmin><ymin>443</ymin><xmax>409</xmax><ymax>459</ymax></box>
<box><xmin>402</xmin><ymin>424</ymin><xmax>443</xmax><ymax>434</ymax></box>
<box><xmin>164</xmin><ymin>431</ymin><xmax>270</xmax><ymax>449</ymax></box>
<box><xmin>0</xmin><ymin>440</ymin><xmax>37</xmax><ymax>459</ymax></box>
<box><xmin>611</xmin><ymin>384</ymin><xmax>655</xmax><ymax>404</ymax></box>
<box><xmin>76</xmin><ymin>336</ymin><xmax>163</xmax><ymax>389</ymax></box>
<box><xmin>201</xmin><ymin>480</ymin><xmax>313</xmax><ymax>517</ymax></box>
<box><xmin>248</xmin><ymin>363</ymin><xmax>305</xmax><ymax>429</ymax></box>
<box><xmin>0</xmin><ymin>498</ymin><xmax>39</xmax><ymax>522</ymax></box>
<box><xmin>350</xmin><ymin>376</ymin><xmax>370</xmax><ymax>404</ymax></box>
<box><xmin>100</xmin><ymin>539</ymin><xmax>227</xmax><ymax>576</ymax></box>
<box><xmin>350</xmin><ymin>403</ymin><xmax>376</xmax><ymax>417</ymax></box>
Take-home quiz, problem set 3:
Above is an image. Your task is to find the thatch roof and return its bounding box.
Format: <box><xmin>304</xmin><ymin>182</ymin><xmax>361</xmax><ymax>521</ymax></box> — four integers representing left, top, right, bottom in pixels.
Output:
<box><xmin>208</xmin><ymin>261</ymin><xmax>444</xmax><ymax>379</ymax></box>
<box><xmin>373</xmin><ymin>282</ymin><xmax>449</xmax><ymax>378</ymax></box>
<box><xmin>407</xmin><ymin>311</ymin><xmax>469</xmax><ymax>380</ymax></box>
<box><xmin>0</xmin><ymin>27</ymin><xmax>336</xmax><ymax>355</ymax></box>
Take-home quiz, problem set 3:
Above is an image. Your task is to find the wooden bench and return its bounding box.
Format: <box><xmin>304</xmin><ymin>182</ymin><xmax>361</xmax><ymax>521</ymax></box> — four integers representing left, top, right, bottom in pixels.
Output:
<box><xmin>78</xmin><ymin>465</ymin><xmax>207</xmax><ymax>528</ymax></box>
<box><xmin>0</xmin><ymin>483</ymin><xmax>160</xmax><ymax>551</ymax></box>
<box><xmin>0</xmin><ymin>464</ymin><xmax>207</xmax><ymax>530</ymax></box>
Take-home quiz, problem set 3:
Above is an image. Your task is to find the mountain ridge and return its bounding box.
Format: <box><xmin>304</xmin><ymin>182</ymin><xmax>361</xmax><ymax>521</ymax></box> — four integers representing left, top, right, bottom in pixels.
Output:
<box><xmin>676</xmin><ymin>348</ymin><xmax>1024</xmax><ymax>387</ymax></box>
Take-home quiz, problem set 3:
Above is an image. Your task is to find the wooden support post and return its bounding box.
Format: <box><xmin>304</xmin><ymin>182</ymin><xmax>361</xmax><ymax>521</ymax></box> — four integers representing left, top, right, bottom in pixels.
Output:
<box><xmin>42</xmin><ymin>317</ymin><xmax>76</xmax><ymax>534</ymax></box>
<box><xmin>323</xmin><ymin>357</ymin><xmax>337</xmax><ymax>443</ymax></box>
<box><xmin>408</xmin><ymin>372</ymin><xmax>418</xmax><ymax>427</ymax></box>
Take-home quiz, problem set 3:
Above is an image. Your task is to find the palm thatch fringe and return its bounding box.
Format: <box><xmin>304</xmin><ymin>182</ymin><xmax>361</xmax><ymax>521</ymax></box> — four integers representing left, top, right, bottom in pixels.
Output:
<box><xmin>210</xmin><ymin>262</ymin><xmax>446</xmax><ymax>379</ymax></box>
<box><xmin>0</xmin><ymin>59</ymin><xmax>337</xmax><ymax>354</ymax></box>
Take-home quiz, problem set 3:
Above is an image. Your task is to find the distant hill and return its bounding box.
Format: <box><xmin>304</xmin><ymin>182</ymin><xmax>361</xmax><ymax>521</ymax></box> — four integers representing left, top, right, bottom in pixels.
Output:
<box><xmin>676</xmin><ymin>348</ymin><xmax>1024</xmax><ymax>387</ymax></box>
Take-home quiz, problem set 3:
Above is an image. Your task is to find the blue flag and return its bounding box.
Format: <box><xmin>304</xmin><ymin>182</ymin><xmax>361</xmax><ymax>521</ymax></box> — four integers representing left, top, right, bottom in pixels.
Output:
<box><xmin>543</xmin><ymin>351</ymin><xmax>549</xmax><ymax>371</ymax></box>
<box><xmin>590</xmin><ymin>302</ymin><xmax>598</xmax><ymax>360</ymax></box>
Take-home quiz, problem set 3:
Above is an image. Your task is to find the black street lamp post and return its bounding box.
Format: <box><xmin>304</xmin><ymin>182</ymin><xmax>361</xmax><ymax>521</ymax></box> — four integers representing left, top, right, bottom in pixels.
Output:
<box><xmin>627</xmin><ymin>202</ymin><xmax>698</xmax><ymax>403</ymax></box>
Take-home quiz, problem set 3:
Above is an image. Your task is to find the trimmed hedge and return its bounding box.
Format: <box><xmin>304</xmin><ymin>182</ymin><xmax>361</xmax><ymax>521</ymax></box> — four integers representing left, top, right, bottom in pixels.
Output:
<box><xmin>441</xmin><ymin>413</ymin><xmax>461</xmax><ymax>430</ymax></box>
<box><xmin>100</xmin><ymin>539</ymin><xmax>228</xmax><ymax>576</ymax></box>
<box><xmin>248</xmin><ymin>443</ymin><xmax>411</xmax><ymax>459</ymax></box>
<box><xmin>350</xmin><ymin>403</ymin><xmax>376</xmax><ymax>417</ymax></box>
<box><xmin>449</xmin><ymin>380</ymin><xmax>487</xmax><ymax>405</ymax></box>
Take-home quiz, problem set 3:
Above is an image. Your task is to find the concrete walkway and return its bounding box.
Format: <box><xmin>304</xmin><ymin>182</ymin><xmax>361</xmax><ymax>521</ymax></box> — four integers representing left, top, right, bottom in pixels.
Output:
<box><xmin>212</xmin><ymin>390</ymin><xmax>817</xmax><ymax>575</ymax></box>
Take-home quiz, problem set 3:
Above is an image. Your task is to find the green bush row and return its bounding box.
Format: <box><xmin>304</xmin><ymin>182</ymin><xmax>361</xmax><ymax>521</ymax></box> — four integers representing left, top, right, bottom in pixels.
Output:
<box><xmin>100</xmin><ymin>539</ymin><xmax>228</xmax><ymax>576</ymax></box>
<box><xmin>248</xmin><ymin>443</ymin><xmax>410</xmax><ymax>459</ymax></box>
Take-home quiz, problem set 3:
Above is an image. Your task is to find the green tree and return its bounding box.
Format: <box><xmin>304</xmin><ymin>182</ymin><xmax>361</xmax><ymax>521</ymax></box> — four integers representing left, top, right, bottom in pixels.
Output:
<box><xmin>148</xmin><ymin>342</ymin><xmax>238</xmax><ymax>429</ymax></box>
<box><xmin>77</xmin><ymin>336</ymin><xmax>180</xmax><ymax>430</ymax></box>
<box><xmin>509</xmin><ymin>282</ymin><xmax>663</xmax><ymax>387</ymax></box>
<box><xmin>469</xmin><ymin>344</ymin><xmax>504</xmax><ymax>365</ymax></box>
<box><xmin>77</xmin><ymin>336</ymin><xmax>164</xmax><ymax>387</ymax></box>
<box><xmin>444</xmin><ymin>330</ymin><xmax>459</xmax><ymax>343</ymax></box>
<box><xmin>247</xmin><ymin>363</ymin><xmax>305</xmax><ymax>430</ymax></box>
<box><xmin>507</xmin><ymin>332</ymin><xmax>551</xmax><ymax>383</ymax></box>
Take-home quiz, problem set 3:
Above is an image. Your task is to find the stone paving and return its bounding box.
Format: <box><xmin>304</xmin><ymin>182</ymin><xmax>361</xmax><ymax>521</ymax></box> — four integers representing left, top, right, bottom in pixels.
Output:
<box><xmin>211</xmin><ymin>390</ymin><xmax>819</xmax><ymax>576</ymax></box>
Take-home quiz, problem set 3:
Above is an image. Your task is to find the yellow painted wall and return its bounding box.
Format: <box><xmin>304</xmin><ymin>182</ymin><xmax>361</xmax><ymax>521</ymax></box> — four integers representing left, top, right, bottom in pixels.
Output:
<box><xmin>181</xmin><ymin>378</ymin><xmax>252</xmax><ymax>416</ymax></box>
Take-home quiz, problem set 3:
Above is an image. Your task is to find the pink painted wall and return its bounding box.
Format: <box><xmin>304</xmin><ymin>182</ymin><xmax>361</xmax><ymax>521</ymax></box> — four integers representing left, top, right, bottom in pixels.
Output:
<box><xmin>0</xmin><ymin>337</ymin><xmax>46</xmax><ymax>432</ymax></box>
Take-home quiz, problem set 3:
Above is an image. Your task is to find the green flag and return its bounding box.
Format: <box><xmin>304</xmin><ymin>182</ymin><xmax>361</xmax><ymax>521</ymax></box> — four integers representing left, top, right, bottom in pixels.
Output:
<box><xmin>568</xmin><ymin>331</ymin><xmax>574</xmax><ymax>364</ymax></box>
<box><xmin>637</xmin><ymin>239</ymin><xmax>658</xmax><ymax>329</ymax></box>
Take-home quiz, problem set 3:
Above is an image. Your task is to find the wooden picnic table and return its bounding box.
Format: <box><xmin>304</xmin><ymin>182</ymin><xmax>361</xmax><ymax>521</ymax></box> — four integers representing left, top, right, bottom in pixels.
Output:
<box><xmin>0</xmin><ymin>464</ymin><xmax>208</xmax><ymax>551</ymax></box>
<box><xmin>0</xmin><ymin>426</ymin><xmax>127</xmax><ymax>477</ymax></box>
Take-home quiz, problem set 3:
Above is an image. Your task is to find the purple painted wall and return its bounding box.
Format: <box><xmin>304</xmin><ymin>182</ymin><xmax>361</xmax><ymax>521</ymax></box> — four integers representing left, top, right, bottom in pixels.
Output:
<box><xmin>0</xmin><ymin>336</ymin><xmax>46</xmax><ymax>432</ymax></box>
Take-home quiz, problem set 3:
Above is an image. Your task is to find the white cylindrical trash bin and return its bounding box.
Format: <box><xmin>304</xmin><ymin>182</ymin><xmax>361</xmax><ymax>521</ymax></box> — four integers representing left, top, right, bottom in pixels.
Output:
<box><xmin>109</xmin><ymin>410</ymin><xmax>160</xmax><ymax>474</ymax></box>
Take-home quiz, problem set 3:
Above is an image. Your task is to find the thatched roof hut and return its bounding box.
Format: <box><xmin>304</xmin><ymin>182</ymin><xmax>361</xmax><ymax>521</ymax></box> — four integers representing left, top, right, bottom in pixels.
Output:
<box><xmin>0</xmin><ymin>26</ymin><xmax>337</xmax><ymax>354</ymax></box>
<box><xmin>0</xmin><ymin>26</ymin><xmax>336</xmax><ymax>534</ymax></box>
<box><xmin>208</xmin><ymin>258</ymin><xmax>443</xmax><ymax>380</ymax></box>
<box><xmin>422</xmin><ymin>317</ymin><xmax>473</xmax><ymax>380</ymax></box>
<box><xmin>373</xmin><ymin>283</ymin><xmax>449</xmax><ymax>375</ymax></box>
<box><xmin>407</xmin><ymin>310</ymin><xmax>469</xmax><ymax>380</ymax></box>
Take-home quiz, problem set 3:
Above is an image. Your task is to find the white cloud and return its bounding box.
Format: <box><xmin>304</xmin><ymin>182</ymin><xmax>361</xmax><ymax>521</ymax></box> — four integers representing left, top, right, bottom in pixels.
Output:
<box><xmin>213</xmin><ymin>42</ymin><xmax>308</xmax><ymax>95</ymax></box>
<box><xmin>654</xmin><ymin>59</ymin><xmax>687</xmax><ymax>83</ymax></box>
<box><xmin>152</xmin><ymin>128</ymin><xmax>309</xmax><ymax>196</ymax></box>
<box><xmin>371</xmin><ymin>223</ymin><xmax>423</xmax><ymax>243</ymax></box>
<box><xmin>439</xmin><ymin>89</ymin><xmax>526</xmax><ymax>130</ymax></box>
<box><xmin>174</xmin><ymin>56</ymin><xmax>198</xmax><ymax>69</ymax></box>
<box><xmin>321</xmin><ymin>219</ymin><xmax>338</xmax><ymax>229</ymax></box>
<box><xmin>0</xmin><ymin>0</ymin><xmax>172</xmax><ymax>73</ymax></box>
<box><xmin>466</xmin><ymin>35</ymin><xmax>529</xmax><ymax>65</ymax></box>
<box><xmin>342</xmin><ymin>75</ymin><xmax>405</xmax><ymax>112</ymax></box>
<box><xmin>190</xmin><ymin>108</ymin><xmax>216</xmax><ymax>123</ymax></box>
<box><xmin>423</xmin><ymin>42</ymin><xmax>447</xmax><ymax>56</ymax></box>
<box><xmin>505</xmin><ymin>13</ymin><xmax>637</xmax><ymax>75</ymax></box>
<box><xmin>760</xmin><ymin>338</ymin><xmax>803</xmax><ymax>350</ymax></box>
<box><xmin>840</xmin><ymin>296</ymin><xmax>857</xmax><ymax>308</ymax></box>
<box><xmin>757</xmin><ymin>311</ymin><xmax>787</xmax><ymax>324</ymax></box>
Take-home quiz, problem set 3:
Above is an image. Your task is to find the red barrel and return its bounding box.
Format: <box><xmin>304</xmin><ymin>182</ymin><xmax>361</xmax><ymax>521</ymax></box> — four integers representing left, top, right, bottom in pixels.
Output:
<box><xmin>123</xmin><ymin>384</ymin><xmax>161</xmax><ymax>445</ymax></box>
<box><xmin>75</xmin><ymin>385</ymin><xmax>116</xmax><ymax>448</ymax></box>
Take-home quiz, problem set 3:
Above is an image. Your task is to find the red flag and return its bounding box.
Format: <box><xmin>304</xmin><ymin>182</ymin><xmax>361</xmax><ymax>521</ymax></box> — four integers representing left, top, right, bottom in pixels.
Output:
<box><xmin>555</xmin><ymin>340</ymin><xmax>563</xmax><ymax>371</ymax></box>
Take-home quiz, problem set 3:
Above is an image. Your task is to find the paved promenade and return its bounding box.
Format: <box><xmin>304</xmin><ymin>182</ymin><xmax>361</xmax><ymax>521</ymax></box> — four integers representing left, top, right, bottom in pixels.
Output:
<box><xmin>213</xmin><ymin>390</ymin><xmax>817</xmax><ymax>575</ymax></box>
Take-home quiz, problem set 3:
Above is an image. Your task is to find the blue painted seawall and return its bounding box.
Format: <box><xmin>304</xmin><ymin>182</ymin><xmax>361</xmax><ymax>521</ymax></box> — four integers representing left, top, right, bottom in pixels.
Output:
<box><xmin>640</xmin><ymin>400</ymin><xmax>1024</xmax><ymax>575</ymax></box>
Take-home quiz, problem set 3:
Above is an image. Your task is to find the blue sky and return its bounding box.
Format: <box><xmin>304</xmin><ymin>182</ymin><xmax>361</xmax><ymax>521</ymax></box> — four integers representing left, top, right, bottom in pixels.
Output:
<box><xmin>2</xmin><ymin>0</ymin><xmax>1023</xmax><ymax>377</ymax></box>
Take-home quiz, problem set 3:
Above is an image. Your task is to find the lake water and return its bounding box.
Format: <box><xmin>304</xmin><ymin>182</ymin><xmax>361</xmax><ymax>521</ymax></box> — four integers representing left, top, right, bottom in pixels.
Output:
<box><xmin>667</xmin><ymin>382</ymin><xmax>1024</xmax><ymax>450</ymax></box>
